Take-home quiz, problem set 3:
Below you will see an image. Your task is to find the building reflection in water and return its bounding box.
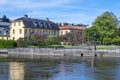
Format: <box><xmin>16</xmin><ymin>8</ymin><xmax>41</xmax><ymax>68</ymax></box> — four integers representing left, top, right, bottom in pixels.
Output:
<box><xmin>9</xmin><ymin>62</ymin><xmax>25</xmax><ymax>80</ymax></box>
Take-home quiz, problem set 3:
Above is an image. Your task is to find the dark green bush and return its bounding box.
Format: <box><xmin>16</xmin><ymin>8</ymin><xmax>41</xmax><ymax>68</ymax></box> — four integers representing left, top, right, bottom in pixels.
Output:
<box><xmin>0</xmin><ymin>39</ymin><xmax>16</xmax><ymax>48</ymax></box>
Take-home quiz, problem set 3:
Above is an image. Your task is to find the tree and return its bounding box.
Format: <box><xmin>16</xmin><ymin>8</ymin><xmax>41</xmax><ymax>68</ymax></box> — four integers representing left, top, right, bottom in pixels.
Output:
<box><xmin>16</xmin><ymin>38</ymin><xmax>25</xmax><ymax>47</ymax></box>
<box><xmin>64</xmin><ymin>32</ymin><xmax>82</xmax><ymax>45</ymax></box>
<box><xmin>85</xmin><ymin>12</ymin><xmax>118</xmax><ymax>44</ymax></box>
<box><xmin>29</xmin><ymin>31</ymin><xmax>48</xmax><ymax>46</ymax></box>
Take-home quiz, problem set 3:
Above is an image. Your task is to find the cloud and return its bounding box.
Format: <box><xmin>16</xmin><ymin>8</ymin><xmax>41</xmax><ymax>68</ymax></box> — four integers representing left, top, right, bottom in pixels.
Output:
<box><xmin>27</xmin><ymin>10</ymin><xmax>95</xmax><ymax>24</ymax></box>
<box><xmin>0</xmin><ymin>0</ymin><xmax>73</xmax><ymax>10</ymax></box>
<box><xmin>0</xmin><ymin>0</ymin><xmax>105</xmax><ymax>25</ymax></box>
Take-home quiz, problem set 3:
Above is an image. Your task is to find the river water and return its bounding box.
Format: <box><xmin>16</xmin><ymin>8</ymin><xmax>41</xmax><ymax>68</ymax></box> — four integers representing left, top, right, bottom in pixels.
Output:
<box><xmin>0</xmin><ymin>57</ymin><xmax>120</xmax><ymax>80</ymax></box>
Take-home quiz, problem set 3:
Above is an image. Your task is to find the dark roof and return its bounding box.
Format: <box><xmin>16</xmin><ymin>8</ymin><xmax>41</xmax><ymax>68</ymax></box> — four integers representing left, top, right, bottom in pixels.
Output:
<box><xmin>0</xmin><ymin>15</ymin><xmax>9</xmax><ymax>22</ymax></box>
<box><xmin>14</xmin><ymin>17</ymin><xmax>59</xmax><ymax>30</ymax></box>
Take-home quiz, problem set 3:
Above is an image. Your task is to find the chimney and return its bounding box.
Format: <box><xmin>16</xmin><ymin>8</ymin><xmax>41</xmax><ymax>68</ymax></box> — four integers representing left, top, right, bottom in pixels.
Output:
<box><xmin>24</xmin><ymin>15</ymin><xmax>28</xmax><ymax>19</ymax></box>
<box><xmin>46</xmin><ymin>18</ymin><xmax>49</xmax><ymax>21</ymax></box>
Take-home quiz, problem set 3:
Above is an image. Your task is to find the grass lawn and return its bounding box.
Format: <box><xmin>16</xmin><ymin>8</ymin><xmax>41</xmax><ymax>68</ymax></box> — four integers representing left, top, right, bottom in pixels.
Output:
<box><xmin>96</xmin><ymin>45</ymin><xmax>120</xmax><ymax>49</ymax></box>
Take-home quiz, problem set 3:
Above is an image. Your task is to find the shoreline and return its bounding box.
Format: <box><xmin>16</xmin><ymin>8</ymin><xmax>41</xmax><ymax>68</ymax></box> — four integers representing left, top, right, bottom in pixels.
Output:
<box><xmin>0</xmin><ymin>48</ymin><xmax>120</xmax><ymax>59</ymax></box>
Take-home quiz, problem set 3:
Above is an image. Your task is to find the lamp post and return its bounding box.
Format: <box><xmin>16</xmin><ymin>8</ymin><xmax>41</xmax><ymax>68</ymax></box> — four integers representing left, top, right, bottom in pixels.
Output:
<box><xmin>94</xmin><ymin>31</ymin><xmax>96</xmax><ymax>50</ymax></box>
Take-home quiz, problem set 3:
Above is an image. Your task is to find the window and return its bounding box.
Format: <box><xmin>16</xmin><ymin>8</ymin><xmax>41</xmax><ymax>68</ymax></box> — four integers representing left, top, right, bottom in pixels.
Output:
<box><xmin>18</xmin><ymin>21</ymin><xmax>21</xmax><ymax>26</ymax></box>
<box><xmin>49</xmin><ymin>30</ymin><xmax>50</xmax><ymax>35</ymax></box>
<box><xmin>19</xmin><ymin>29</ymin><xmax>22</xmax><ymax>34</ymax></box>
<box><xmin>54</xmin><ymin>31</ymin><xmax>56</xmax><ymax>35</ymax></box>
<box><xmin>65</xmin><ymin>31</ymin><xmax>68</xmax><ymax>34</ymax></box>
<box><xmin>40</xmin><ymin>23</ymin><xmax>44</xmax><ymax>28</ymax></box>
<box><xmin>46</xmin><ymin>30</ymin><xmax>47</xmax><ymax>34</ymax></box>
<box><xmin>45</xmin><ymin>23</ymin><xmax>49</xmax><ymax>28</ymax></box>
<box><xmin>52</xmin><ymin>31</ymin><xmax>54</xmax><ymax>35</ymax></box>
<box><xmin>34</xmin><ymin>22</ymin><xmax>39</xmax><ymax>27</ymax></box>
<box><xmin>14</xmin><ymin>22</ymin><xmax>16</xmax><ymax>26</ymax></box>
<box><xmin>49</xmin><ymin>24</ymin><xmax>51</xmax><ymax>28</ymax></box>
<box><xmin>13</xmin><ymin>29</ymin><xmax>15</xmax><ymax>34</ymax></box>
<box><xmin>25</xmin><ymin>29</ymin><xmax>28</xmax><ymax>34</ymax></box>
<box><xmin>34</xmin><ymin>22</ymin><xmax>37</xmax><ymax>27</ymax></box>
<box><xmin>29</xmin><ymin>29</ymin><xmax>32</xmax><ymax>34</ymax></box>
<box><xmin>43</xmin><ymin>23</ymin><xmax>46</xmax><ymax>28</ymax></box>
<box><xmin>13</xmin><ymin>37</ymin><xmax>14</xmax><ymax>40</ymax></box>
<box><xmin>43</xmin><ymin>30</ymin><xmax>45</xmax><ymax>34</ymax></box>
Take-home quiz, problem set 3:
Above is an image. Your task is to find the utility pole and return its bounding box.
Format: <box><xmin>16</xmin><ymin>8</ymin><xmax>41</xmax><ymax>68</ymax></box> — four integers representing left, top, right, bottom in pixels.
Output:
<box><xmin>94</xmin><ymin>31</ymin><xmax>96</xmax><ymax>50</ymax></box>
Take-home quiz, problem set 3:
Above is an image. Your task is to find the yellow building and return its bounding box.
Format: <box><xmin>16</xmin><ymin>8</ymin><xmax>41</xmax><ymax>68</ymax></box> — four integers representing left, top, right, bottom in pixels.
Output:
<box><xmin>10</xmin><ymin>15</ymin><xmax>59</xmax><ymax>40</ymax></box>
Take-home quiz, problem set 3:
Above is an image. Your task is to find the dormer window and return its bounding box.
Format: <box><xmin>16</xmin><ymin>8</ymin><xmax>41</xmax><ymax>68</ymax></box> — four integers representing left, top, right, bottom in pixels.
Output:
<box><xmin>40</xmin><ymin>23</ymin><xmax>43</xmax><ymax>28</ymax></box>
<box><xmin>46</xmin><ymin>23</ymin><xmax>49</xmax><ymax>28</ymax></box>
<box><xmin>49</xmin><ymin>24</ymin><xmax>51</xmax><ymax>28</ymax></box>
<box><xmin>43</xmin><ymin>23</ymin><xmax>46</xmax><ymax>28</ymax></box>
<box><xmin>45</xmin><ymin>23</ymin><xmax>47</xmax><ymax>28</ymax></box>
<box><xmin>41</xmin><ymin>23</ymin><xmax>44</xmax><ymax>28</ymax></box>
<box><xmin>34</xmin><ymin>22</ymin><xmax>39</xmax><ymax>27</ymax></box>
<box><xmin>51</xmin><ymin>24</ymin><xmax>54</xmax><ymax>29</ymax></box>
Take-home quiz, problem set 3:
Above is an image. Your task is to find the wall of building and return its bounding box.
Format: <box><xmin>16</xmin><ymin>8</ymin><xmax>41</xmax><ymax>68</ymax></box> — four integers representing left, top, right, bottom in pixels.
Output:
<box><xmin>10</xmin><ymin>21</ymin><xmax>25</xmax><ymax>40</ymax></box>
<box><xmin>0</xmin><ymin>36</ymin><xmax>10</xmax><ymax>40</ymax></box>
<box><xmin>10</xmin><ymin>21</ymin><xmax>59</xmax><ymax>40</ymax></box>
<box><xmin>59</xmin><ymin>30</ymin><xmax>70</xmax><ymax>35</ymax></box>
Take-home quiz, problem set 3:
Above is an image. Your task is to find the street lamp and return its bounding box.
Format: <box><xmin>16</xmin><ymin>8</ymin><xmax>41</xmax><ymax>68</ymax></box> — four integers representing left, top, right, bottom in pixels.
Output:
<box><xmin>94</xmin><ymin>31</ymin><xmax>96</xmax><ymax>50</ymax></box>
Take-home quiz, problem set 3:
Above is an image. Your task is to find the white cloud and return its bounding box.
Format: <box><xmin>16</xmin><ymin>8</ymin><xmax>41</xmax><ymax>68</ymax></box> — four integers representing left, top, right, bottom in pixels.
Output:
<box><xmin>0</xmin><ymin>0</ymin><xmax>99</xmax><ymax>24</ymax></box>
<box><xmin>27</xmin><ymin>10</ymin><xmax>95</xmax><ymax>24</ymax></box>
<box><xmin>0</xmin><ymin>0</ymin><xmax>74</xmax><ymax>10</ymax></box>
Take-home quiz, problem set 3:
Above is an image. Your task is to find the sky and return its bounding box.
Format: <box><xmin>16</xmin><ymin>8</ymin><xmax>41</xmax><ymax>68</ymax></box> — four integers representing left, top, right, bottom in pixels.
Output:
<box><xmin>0</xmin><ymin>0</ymin><xmax>120</xmax><ymax>25</ymax></box>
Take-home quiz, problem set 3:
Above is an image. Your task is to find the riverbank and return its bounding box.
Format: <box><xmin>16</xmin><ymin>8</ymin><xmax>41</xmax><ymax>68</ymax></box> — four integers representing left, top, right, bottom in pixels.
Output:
<box><xmin>0</xmin><ymin>48</ymin><xmax>120</xmax><ymax>59</ymax></box>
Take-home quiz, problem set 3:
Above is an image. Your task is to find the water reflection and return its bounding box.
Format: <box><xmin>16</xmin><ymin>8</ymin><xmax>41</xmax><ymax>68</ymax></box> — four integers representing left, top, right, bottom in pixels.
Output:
<box><xmin>9</xmin><ymin>62</ymin><xmax>25</xmax><ymax>80</ymax></box>
<box><xmin>0</xmin><ymin>57</ymin><xmax>120</xmax><ymax>80</ymax></box>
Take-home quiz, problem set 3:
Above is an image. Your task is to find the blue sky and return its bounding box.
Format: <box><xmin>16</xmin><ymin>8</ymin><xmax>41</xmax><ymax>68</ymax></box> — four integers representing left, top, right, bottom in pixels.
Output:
<box><xmin>0</xmin><ymin>0</ymin><xmax>120</xmax><ymax>25</ymax></box>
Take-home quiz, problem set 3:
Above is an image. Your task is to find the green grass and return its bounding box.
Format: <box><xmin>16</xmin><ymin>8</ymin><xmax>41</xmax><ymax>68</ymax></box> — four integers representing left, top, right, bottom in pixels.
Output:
<box><xmin>0</xmin><ymin>58</ymin><xmax>26</xmax><ymax>62</ymax></box>
<box><xmin>27</xmin><ymin>45</ymin><xmax>64</xmax><ymax>48</ymax></box>
<box><xmin>96</xmin><ymin>45</ymin><xmax>120</xmax><ymax>50</ymax></box>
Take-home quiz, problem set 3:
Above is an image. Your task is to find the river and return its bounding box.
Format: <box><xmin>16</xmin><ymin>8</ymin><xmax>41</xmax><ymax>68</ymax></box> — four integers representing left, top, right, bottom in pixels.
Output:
<box><xmin>0</xmin><ymin>57</ymin><xmax>120</xmax><ymax>80</ymax></box>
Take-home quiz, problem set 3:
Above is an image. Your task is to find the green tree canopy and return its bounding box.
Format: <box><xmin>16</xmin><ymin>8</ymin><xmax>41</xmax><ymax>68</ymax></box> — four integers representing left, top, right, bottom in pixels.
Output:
<box><xmin>85</xmin><ymin>12</ymin><xmax>118</xmax><ymax>44</ymax></box>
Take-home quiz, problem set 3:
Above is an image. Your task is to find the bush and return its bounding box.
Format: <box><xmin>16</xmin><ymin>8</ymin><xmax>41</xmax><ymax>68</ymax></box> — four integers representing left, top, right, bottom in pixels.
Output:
<box><xmin>45</xmin><ymin>37</ymin><xmax>53</xmax><ymax>45</ymax></box>
<box><xmin>103</xmin><ymin>38</ymin><xmax>111</xmax><ymax>45</ymax></box>
<box><xmin>111</xmin><ymin>37</ymin><xmax>120</xmax><ymax>45</ymax></box>
<box><xmin>16</xmin><ymin>38</ymin><xmax>25</xmax><ymax>47</ymax></box>
<box><xmin>0</xmin><ymin>39</ymin><xmax>16</xmax><ymax>48</ymax></box>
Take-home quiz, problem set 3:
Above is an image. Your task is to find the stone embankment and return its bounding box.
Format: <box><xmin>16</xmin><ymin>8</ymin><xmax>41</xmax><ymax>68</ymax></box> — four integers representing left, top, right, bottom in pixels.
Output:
<box><xmin>0</xmin><ymin>48</ymin><xmax>120</xmax><ymax>59</ymax></box>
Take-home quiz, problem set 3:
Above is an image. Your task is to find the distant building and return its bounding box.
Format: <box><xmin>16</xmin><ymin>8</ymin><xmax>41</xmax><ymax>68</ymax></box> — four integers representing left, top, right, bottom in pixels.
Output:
<box><xmin>59</xmin><ymin>25</ymin><xmax>85</xmax><ymax>44</ymax></box>
<box><xmin>0</xmin><ymin>15</ymin><xmax>10</xmax><ymax>40</ymax></box>
<box><xmin>10</xmin><ymin>15</ymin><xmax>59</xmax><ymax>40</ymax></box>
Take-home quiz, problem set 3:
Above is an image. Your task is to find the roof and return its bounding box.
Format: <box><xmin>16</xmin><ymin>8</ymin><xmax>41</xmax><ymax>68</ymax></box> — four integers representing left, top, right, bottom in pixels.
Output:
<box><xmin>14</xmin><ymin>17</ymin><xmax>59</xmax><ymax>30</ymax></box>
<box><xmin>0</xmin><ymin>15</ymin><xmax>9</xmax><ymax>22</ymax></box>
<box><xmin>60</xmin><ymin>25</ymin><xmax>85</xmax><ymax>30</ymax></box>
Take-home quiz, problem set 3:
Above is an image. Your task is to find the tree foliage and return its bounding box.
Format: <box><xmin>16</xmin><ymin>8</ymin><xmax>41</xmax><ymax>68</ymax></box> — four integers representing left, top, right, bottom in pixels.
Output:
<box><xmin>0</xmin><ymin>39</ymin><xmax>16</xmax><ymax>48</ymax></box>
<box><xmin>62</xmin><ymin>32</ymin><xmax>82</xmax><ymax>45</ymax></box>
<box><xmin>16</xmin><ymin>38</ymin><xmax>25</xmax><ymax>47</ymax></box>
<box><xmin>85</xmin><ymin>12</ymin><xmax>118</xmax><ymax>44</ymax></box>
<box><xmin>29</xmin><ymin>32</ymin><xmax>48</xmax><ymax>46</ymax></box>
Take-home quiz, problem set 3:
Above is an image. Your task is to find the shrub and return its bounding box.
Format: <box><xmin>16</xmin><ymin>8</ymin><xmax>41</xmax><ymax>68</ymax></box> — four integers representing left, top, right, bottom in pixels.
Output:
<box><xmin>45</xmin><ymin>37</ymin><xmax>53</xmax><ymax>45</ymax></box>
<box><xmin>111</xmin><ymin>37</ymin><xmax>120</xmax><ymax>45</ymax></box>
<box><xmin>0</xmin><ymin>39</ymin><xmax>16</xmax><ymax>48</ymax></box>
<box><xmin>103</xmin><ymin>38</ymin><xmax>111</xmax><ymax>45</ymax></box>
<box><xmin>16</xmin><ymin>38</ymin><xmax>25</xmax><ymax>47</ymax></box>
